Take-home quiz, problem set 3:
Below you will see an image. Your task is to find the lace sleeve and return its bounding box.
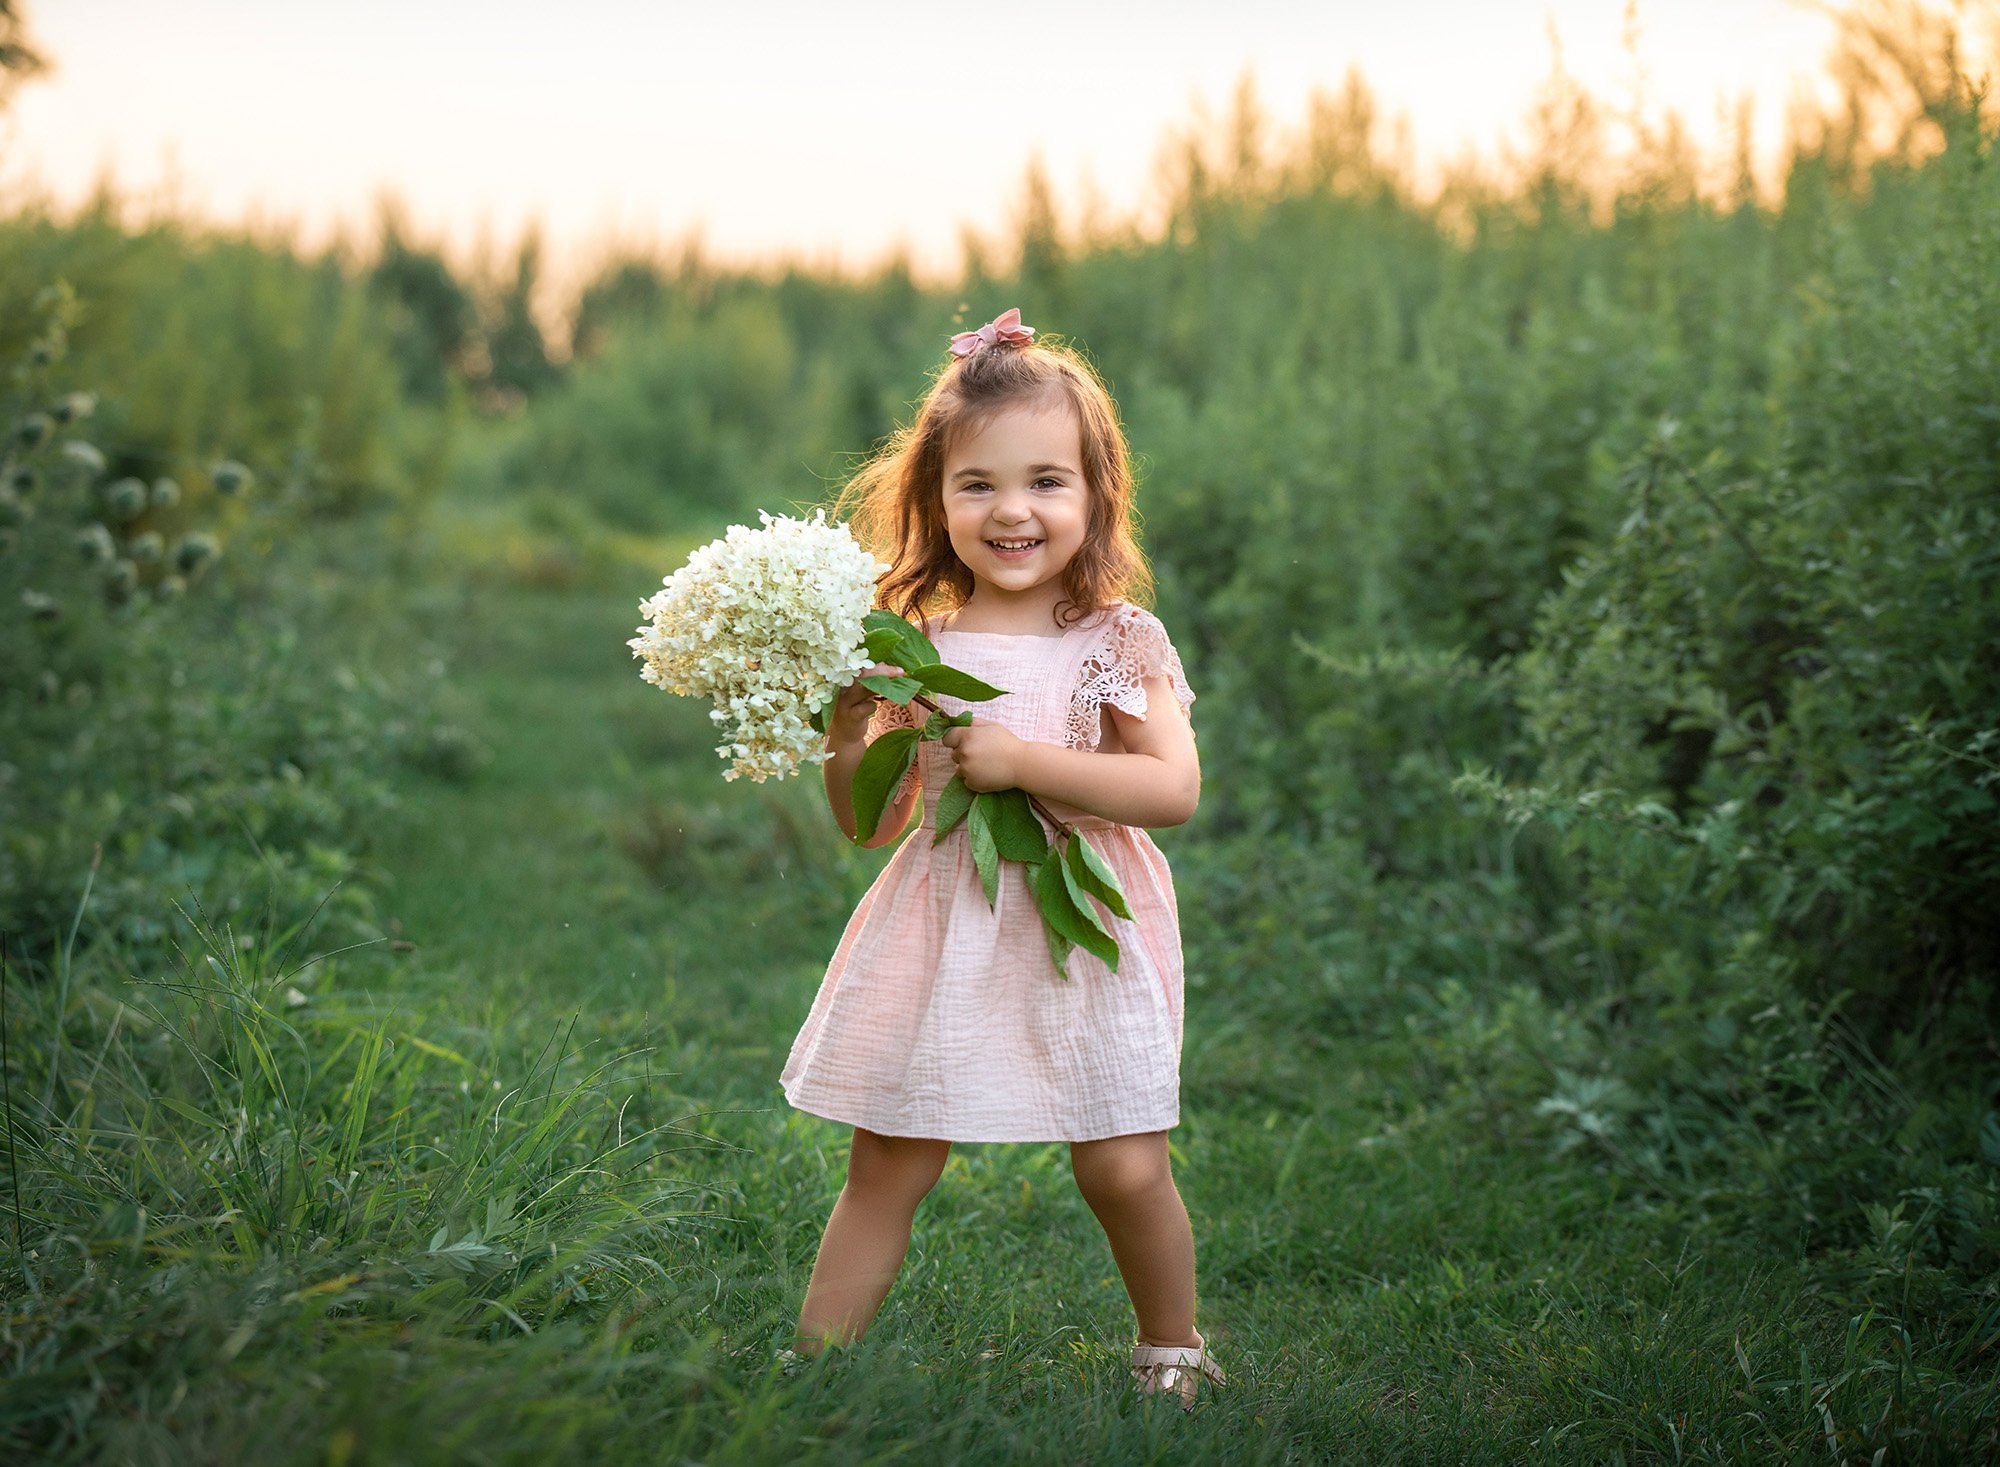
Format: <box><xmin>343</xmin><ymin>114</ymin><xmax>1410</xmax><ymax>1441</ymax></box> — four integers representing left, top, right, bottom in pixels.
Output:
<box><xmin>1066</xmin><ymin>606</ymin><xmax>1197</xmax><ymax>752</ymax></box>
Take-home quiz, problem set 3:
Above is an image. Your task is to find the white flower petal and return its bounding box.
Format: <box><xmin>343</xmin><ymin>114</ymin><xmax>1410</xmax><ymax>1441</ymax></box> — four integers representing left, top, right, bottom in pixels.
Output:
<box><xmin>628</xmin><ymin>510</ymin><xmax>886</xmax><ymax>780</ymax></box>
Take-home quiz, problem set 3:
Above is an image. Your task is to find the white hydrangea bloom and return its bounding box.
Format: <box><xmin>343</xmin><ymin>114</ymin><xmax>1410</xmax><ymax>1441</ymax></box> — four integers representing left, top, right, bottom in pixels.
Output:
<box><xmin>628</xmin><ymin>510</ymin><xmax>888</xmax><ymax>782</ymax></box>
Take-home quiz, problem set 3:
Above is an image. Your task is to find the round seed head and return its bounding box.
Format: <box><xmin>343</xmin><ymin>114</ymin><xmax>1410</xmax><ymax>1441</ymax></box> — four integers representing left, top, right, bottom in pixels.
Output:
<box><xmin>14</xmin><ymin>413</ymin><xmax>52</xmax><ymax>448</ymax></box>
<box><xmin>51</xmin><ymin>391</ymin><xmax>98</xmax><ymax>424</ymax></box>
<box><xmin>127</xmin><ymin>530</ymin><xmax>164</xmax><ymax>563</ymax></box>
<box><xmin>61</xmin><ymin>440</ymin><xmax>107</xmax><ymax>476</ymax></box>
<box><xmin>11</xmin><ymin>465</ymin><xmax>41</xmax><ymax>495</ymax></box>
<box><xmin>76</xmin><ymin>523</ymin><xmax>116</xmax><ymax>563</ymax></box>
<box><xmin>34</xmin><ymin>669</ymin><xmax>59</xmax><ymax>703</ymax></box>
<box><xmin>103</xmin><ymin>477</ymin><xmax>148</xmax><ymax>521</ymax></box>
<box><xmin>210</xmin><ymin>460</ymin><xmax>252</xmax><ymax>496</ymax></box>
<box><xmin>149</xmin><ymin>476</ymin><xmax>181</xmax><ymax>508</ymax></box>
<box><xmin>104</xmin><ymin>558</ymin><xmax>139</xmax><ymax>597</ymax></box>
<box><xmin>174</xmin><ymin>532</ymin><xmax>220</xmax><ymax>574</ymax></box>
<box><xmin>153</xmin><ymin>573</ymin><xmax>186</xmax><ymax>604</ymax></box>
<box><xmin>21</xmin><ymin>588</ymin><xmax>61</xmax><ymax>621</ymax></box>
<box><xmin>29</xmin><ymin>344</ymin><xmax>52</xmax><ymax>367</ymax></box>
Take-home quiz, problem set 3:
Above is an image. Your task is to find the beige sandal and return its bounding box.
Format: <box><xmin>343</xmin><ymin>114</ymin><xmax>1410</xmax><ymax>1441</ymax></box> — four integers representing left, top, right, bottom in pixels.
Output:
<box><xmin>1129</xmin><ymin>1338</ymin><xmax>1228</xmax><ymax>1410</ymax></box>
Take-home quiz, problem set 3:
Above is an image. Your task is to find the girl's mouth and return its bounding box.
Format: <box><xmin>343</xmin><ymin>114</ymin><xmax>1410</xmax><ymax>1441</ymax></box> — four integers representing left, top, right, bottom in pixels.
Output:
<box><xmin>987</xmin><ymin>538</ymin><xmax>1042</xmax><ymax>560</ymax></box>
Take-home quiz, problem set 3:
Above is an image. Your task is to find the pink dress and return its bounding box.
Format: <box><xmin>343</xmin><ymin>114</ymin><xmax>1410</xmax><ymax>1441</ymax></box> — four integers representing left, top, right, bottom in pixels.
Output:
<box><xmin>779</xmin><ymin>602</ymin><xmax>1198</xmax><ymax>1142</ymax></box>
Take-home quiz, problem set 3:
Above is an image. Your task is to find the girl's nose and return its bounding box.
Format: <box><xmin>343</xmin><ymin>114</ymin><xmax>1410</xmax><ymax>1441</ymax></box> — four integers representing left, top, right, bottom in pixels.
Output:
<box><xmin>991</xmin><ymin>488</ymin><xmax>1034</xmax><ymax>521</ymax></box>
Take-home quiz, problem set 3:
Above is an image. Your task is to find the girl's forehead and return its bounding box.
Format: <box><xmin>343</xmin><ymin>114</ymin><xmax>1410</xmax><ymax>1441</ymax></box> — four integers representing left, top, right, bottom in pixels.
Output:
<box><xmin>944</xmin><ymin>394</ymin><xmax>1082</xmax><ymax>460</ymax></box>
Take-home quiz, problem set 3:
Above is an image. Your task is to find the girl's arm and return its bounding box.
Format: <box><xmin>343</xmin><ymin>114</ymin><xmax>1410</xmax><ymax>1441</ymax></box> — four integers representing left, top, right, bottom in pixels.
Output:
<box><xmin>945</xmin><ymin>673</ymin><xmax>1200</xmax><ymax>829</ymax></box>
<box><xmin>822</xmin><ymin>661</ymin><xmax>921</xmax><ymax>848</ymax></box>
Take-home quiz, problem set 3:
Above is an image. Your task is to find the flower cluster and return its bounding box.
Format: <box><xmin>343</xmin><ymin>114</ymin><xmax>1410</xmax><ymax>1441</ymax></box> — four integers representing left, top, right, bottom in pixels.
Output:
<box><xmin>627</xmin><ymin>510</ymin><xmax>887</xmax><ymax>782</ymax></box>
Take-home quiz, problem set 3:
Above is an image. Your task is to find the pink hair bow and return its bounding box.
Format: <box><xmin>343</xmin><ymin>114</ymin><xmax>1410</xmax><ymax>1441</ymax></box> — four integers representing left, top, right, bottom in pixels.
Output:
<box><xmin>949</xmin><ymin>307</ymin><xmax>1036</xmax><ymax>358</ymax></box>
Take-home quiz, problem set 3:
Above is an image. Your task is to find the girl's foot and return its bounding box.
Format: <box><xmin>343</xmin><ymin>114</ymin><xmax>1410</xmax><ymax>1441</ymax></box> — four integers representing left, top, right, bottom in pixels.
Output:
<box><xmin>1129</xmin><ymin>1329</ymin><xmax>1227</xmax><ymax>1410</ymax></box>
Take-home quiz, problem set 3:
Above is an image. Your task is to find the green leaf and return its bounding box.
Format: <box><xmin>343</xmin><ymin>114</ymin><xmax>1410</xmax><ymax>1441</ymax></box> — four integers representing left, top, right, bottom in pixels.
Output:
<box><xmin>1047</xmin><ymin>926</ymin><xmax>1075</xmax><ymax>977</ymax></box>
<box><xmin>863</xmin><ymin>625</ymin><xmax>902</xmax><ymax>662</ymax></box>
<box><xmin>907</xmin><ymin>663</ymin><xmax>1007</xmax><ymax>701</ymax></box>
<box><xmin>931</xmin><ymin>774</ymin><xmax>974</xmax><ymax>843</ymax></box>
<box><xmin>859</xmin><ymin>673</ymin><xmax>924</xmax><ymax>705</ymax></box>
<box><xmin>851</xmin><ymin>728</ymin><xmax>918</xmax><ymax>843</ymax></box>
<box><xmin>863</xmin><ymin>609</ymin><xmax>939</xmax><ymax>670</ymax></box>
<box><xmin>1034</xmin><ymin>848</ymin><xmax>1120</xmax><ymax>971</ymax></box>
<box><xmin>1030</xmin><ymin>863</ymin><xmax>1076</xmax><ymax>979</ymax></box>
<box><xmin>921</xmin><ymin>710</ymin><xmax>950</xmax><ymax>740</ymax></box>
<box><xmin>1057</xmin><ymin>839</ymin><xmax>1119</xmax><ymax>954</ymax></box>
<box><xmin>808</xmin><ymin>694</ymin><xmax>835</xmax><ymax>735</ymax></box>
<box><xmin>985</xmin><ymin>787</ymin><xmax>1049</xmax><ymax>863</ymax></box>
<box><xmin>969</xmin><ymin>796</ymin><xmax>999</xmax><ymax>908</ymax></box>
<box><xmin>1065</xmin><ymin>832</ymin><xmax>1133</xmax><ymax>920</ymax></box>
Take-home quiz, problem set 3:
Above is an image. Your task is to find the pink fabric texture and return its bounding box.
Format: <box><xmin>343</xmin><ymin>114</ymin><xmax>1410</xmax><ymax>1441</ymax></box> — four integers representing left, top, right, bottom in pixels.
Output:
<box><xmin>780</xmin><ymin>602</ymin><xmax>1197</xmax><ymax>1141</ymax></box>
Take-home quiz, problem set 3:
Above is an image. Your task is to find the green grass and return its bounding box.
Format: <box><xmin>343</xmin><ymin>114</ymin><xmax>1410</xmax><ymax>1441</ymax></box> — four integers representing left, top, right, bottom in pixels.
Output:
<box><xmin>5</xmin><ymin>529</ymin><xmax>1994</xmax><ymax>1462</ymax></box>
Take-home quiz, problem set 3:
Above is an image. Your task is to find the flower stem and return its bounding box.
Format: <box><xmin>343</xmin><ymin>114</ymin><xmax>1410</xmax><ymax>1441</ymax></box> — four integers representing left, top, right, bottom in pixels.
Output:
<box><xmin>910</xmin><ymin>691</ymin><xmax>1073</xmax><ymax>840</ymax></box>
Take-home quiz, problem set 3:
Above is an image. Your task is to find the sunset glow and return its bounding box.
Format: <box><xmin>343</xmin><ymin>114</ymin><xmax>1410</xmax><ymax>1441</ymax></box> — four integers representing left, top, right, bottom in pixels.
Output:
<box><xmin>0</xmin><ymin>0</ymin><xmax>1874</xmax><ymax>294</ymax></box>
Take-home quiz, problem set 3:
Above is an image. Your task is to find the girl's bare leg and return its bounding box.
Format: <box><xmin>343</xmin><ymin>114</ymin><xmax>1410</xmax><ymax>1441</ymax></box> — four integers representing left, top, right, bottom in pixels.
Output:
<box><xmin>794</xmin><ymin>1126</ymin><xmax>952</xmax><ymax>1354</ymax></box>
<box><xmin>1069</xmin><ymin>1130</ymin><xmax>1203</xmax><ymax>1349</ymax></box>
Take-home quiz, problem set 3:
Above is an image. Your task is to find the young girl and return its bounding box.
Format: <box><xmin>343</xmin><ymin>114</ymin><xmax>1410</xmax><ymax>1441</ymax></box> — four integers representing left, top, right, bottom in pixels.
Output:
<box><xmin>777</xmin><ymin>308</ymin><xmax>1226</xmax><ymax>1409</ymax></box>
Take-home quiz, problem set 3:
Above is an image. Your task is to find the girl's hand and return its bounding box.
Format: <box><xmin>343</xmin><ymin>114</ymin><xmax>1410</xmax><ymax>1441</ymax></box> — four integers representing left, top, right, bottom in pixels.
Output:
<box><xmin>940</xmin><ymin>717</ymin><xmax>1023</xmax><ymax>792</ymax></box>
<box><xmin>828</xmin><ymin>663</ymin><xmax>905</xmax><ymax>745</ymax></box>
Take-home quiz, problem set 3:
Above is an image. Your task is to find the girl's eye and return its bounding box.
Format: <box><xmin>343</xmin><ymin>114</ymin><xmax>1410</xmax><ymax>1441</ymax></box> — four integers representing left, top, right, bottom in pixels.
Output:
<box><xmin>1035</xmin><ymin>478</ymin><xmax>1063</xmax><ymax>489</ymax></box>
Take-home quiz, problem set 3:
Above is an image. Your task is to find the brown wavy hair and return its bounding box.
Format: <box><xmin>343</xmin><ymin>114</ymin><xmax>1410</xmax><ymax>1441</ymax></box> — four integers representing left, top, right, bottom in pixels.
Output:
<box><xmin>830</xmin><ymin>321</ymin><xmax>1152</xmax><ymax>631</ymax></box>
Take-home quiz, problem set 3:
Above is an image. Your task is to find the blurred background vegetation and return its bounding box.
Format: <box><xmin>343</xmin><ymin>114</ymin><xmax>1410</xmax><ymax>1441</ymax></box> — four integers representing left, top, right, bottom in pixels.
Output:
<box><xmin>1</xmin><ymin>0</ymin><xmax>1996</xmax><ymax>1459</ymax></box>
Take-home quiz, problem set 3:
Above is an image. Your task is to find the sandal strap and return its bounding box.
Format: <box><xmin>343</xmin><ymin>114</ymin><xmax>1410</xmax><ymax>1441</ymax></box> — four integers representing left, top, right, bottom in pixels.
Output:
<box><xmin>1129</xmin><ymin>1343</ymin><xmax>1227</xmax><ymax>1386</ymax></box>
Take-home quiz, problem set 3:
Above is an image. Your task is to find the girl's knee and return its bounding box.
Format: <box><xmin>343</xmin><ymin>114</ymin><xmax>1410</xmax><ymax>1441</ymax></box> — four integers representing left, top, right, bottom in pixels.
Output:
<box><xmin>1069</xmin><ymin>1131</ymin><xmax>1173</xmax><ymax>1205</ymax></box>
<box><xmin>847</xmin><ymin>1127</ymin><xmax>951</xmax><ymax>1202</ymax></box>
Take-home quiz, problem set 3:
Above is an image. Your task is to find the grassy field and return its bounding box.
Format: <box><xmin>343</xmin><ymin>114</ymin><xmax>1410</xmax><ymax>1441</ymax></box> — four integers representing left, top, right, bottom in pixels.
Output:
<box><xmin>5</xmin><ymin>500</ymin><xmax>1990</xmax><ymax>1465</ymax></box>
<box><xmin>208</xmin><ymin>514</ymin><xmax>1980</xmax><ymax>1464</ymax></box>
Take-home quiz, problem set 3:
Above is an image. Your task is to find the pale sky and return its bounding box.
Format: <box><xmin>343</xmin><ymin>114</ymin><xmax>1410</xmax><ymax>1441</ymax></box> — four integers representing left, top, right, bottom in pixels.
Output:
<box><xmin>0</xmin><ymin>0</ymin><xmax>1849</xmax><ymax>301</ymax></box>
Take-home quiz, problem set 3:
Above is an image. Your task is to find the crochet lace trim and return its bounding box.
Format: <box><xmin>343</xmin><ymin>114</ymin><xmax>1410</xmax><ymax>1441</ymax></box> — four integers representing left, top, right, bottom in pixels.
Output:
<box><xmin>1066</xmin><ymin>606</ymin><xmax>1196</xmax><ymax>752</ymax></box>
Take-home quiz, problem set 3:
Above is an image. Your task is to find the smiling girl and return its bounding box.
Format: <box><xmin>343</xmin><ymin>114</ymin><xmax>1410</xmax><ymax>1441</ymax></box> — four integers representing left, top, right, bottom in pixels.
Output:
<box><xmin>777</xmin><ymin>309</ymin><xmax>1224</xmax><ymax>1409</ymax></box>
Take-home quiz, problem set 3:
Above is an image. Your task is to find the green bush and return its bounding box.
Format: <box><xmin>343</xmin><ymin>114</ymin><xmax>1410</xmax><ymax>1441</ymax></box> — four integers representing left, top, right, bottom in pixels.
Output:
<box><xmin>0</xmin><ymin>281</ymin><xmax>447</xmax><ymax>975</ymax></box>
<box><xmin>0</xmin><ymin>202</ymin><xmax>413</xmax><ymax>516</ymax></box>
<box><xmin>1484</xmin><ymin>114</ymin><xmax>2000</xmax><ymax>1034</ymax></box>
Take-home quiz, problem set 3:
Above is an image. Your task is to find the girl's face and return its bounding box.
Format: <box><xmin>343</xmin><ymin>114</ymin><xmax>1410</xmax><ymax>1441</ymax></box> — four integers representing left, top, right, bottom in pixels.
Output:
<box><xmin>940</xmin><ymin>397</ymin><xmax>1090</xmax><ymax>609</ymax></box>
